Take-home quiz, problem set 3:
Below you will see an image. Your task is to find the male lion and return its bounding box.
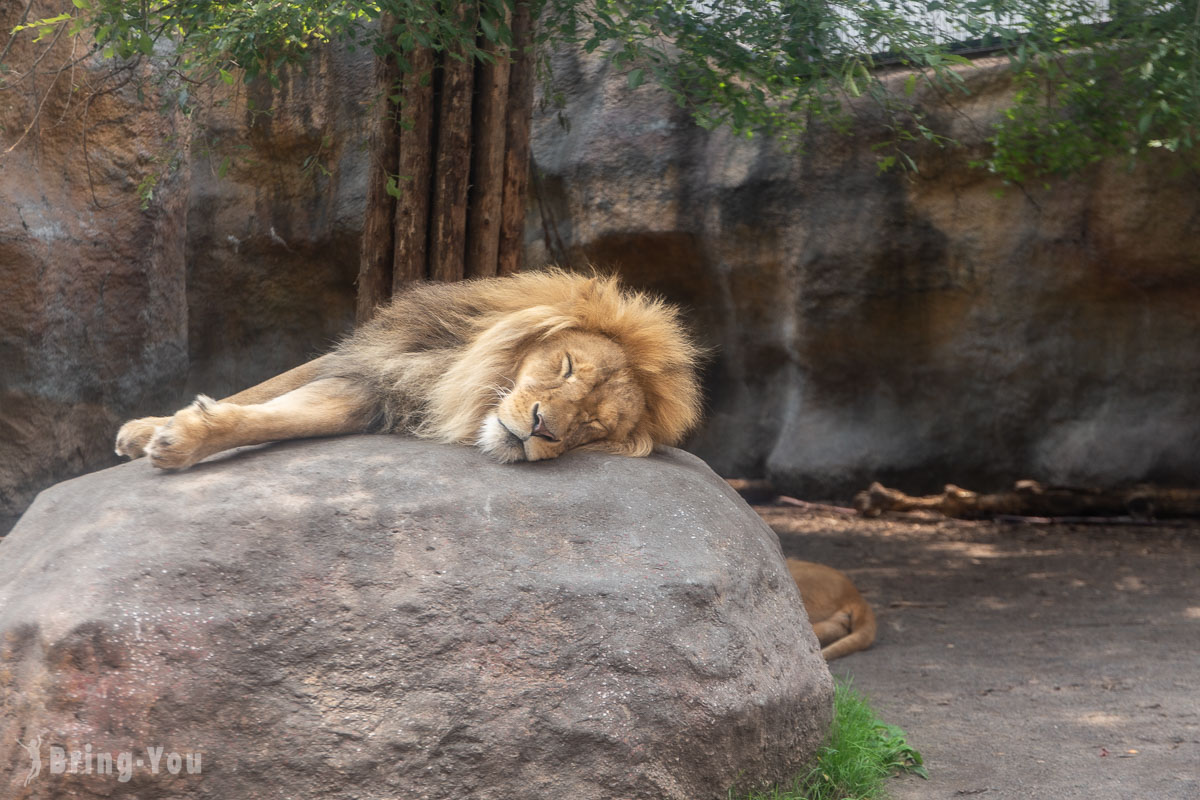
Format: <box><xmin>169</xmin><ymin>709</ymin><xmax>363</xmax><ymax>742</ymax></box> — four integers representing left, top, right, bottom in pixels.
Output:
<box><xmin>115</xmin><ymin>271</ymin><xmax>703</xmax><ymax>470</ymax></box>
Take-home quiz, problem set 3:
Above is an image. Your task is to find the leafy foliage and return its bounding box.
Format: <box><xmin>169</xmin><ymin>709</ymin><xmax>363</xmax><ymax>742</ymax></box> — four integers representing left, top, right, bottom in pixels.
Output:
<box><xmin>5</xmin><ymin>0</ymin><xmax>1200</xmax><ymax>181</ymax></box>
<box><xmin>978</xmin><ymin>1</ymin><xmax>1200</xmax><ymax>180</ymax></box>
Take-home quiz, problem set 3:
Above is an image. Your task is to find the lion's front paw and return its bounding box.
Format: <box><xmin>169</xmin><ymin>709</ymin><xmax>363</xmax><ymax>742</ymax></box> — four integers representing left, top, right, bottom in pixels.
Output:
<box><xmin>145</xmin><ymin>396</ymin><xmax>222</xmax><ymax>470</ymax></box>
<box><xmin>115</xmin><ymin>416</ymin><xmax>170</xmax><ymax>459</ymax></box>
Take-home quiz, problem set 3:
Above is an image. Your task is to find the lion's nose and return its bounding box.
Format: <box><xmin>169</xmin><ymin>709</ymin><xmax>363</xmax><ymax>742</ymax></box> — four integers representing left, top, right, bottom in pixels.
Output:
<box><xmin>530</xmin><ymin>405</ymin><xmax>558</xmax><ymax>442</ymax></box>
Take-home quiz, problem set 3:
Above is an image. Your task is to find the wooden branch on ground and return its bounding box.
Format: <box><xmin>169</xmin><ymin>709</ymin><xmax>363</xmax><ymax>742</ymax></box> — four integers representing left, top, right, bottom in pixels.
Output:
<box><xmin>724</xmin><ymin>478</ymin><xmax>777</xmax><ymax>503</ymax></box>
<box><xmin>723</xmin><ymin>479</ymin><xmax>857</xmax><ymax>514</ymax></box>
<box><xmin>854</xmin><ymin>480</ymin><xmax>1200</xmax><ymax>520</ymax></box>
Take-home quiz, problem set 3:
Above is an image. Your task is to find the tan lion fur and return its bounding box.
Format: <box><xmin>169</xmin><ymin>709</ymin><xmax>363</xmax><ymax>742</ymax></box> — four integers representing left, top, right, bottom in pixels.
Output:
<box><xmin>787</xmin><ymin>558</ymin><xmax>877</xmax><ymax>661</ymax></box>
<box><xmin>115</xmin><ymin>270</ymin><xmax>703</xmax><ymax>469</ymax></box>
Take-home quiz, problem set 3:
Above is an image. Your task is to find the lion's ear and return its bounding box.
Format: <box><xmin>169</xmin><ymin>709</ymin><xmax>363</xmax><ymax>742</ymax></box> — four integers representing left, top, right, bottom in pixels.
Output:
<box><xmin>585</xmin><ymin>430</ymin><xmax>654</xmax><ymax>458</ymax></box>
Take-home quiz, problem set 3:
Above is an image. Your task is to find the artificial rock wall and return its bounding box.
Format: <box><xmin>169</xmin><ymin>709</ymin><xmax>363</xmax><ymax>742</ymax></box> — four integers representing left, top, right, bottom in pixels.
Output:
<box><xmin>0</xmin><ymin>6</ymin><xmax>367</xmax><ymax>532</ymax></box>
<box><xmin>528</xmin><ymin>50</ymin><xmax>1200</xmax><ymax>497</ymax></box>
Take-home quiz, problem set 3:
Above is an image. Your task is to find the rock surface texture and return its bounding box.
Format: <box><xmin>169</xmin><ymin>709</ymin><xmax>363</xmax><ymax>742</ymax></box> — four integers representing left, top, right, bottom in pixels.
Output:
<box><xmin>0</xmin><ymin>437</ymin><xmax>832</xmax><ymax>799</ymax></box>
<box><xmin>528</xmin><ymin>51</ymin><xmax>1200</xmax><ymax>497</ymax></box>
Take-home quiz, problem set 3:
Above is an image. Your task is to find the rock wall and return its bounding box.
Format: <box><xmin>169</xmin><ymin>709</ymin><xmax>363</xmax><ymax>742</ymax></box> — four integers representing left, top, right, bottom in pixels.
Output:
<box><xmin>5</xmin><ymin>26</ymin><xmax>1200</xmax><ymax>528</ymax></box>
<box><xmin>182</xmin><ymin>51</ymin><xmax>369</xmax><ymax>399</ymax></box>
<box><xmin>0</xmin><ymin>4</ymin><xmax>368</xmax><ymax>533</ymax></box>
<box><xmin>0</xmin><ymin>2</ymin><xmax>189</xmax><ymax>534</ymax></box>
<box><xmin>528</xmin><ymin>51</ymin><xmax>1200</xmax><ymax>498</ymax></box>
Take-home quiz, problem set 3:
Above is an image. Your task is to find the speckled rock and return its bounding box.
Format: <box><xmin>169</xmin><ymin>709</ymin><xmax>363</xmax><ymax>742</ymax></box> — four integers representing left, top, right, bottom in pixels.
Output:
<box><xmin>0</xmin><ymin>436</ymin><xmax>832</xmax><ymax>799</ymax></box>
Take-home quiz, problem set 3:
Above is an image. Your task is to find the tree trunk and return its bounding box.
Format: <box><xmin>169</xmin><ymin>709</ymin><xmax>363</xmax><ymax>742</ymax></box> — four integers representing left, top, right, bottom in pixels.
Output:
<box><xmin>497</xmin><ymin>1</ymin><xmax>535</xmax><ymax>277</ymax></box>
<box><xmin>430</xmin><ymin>1</ymin><xmax>477</xmax><ymax>284</ymax></box>
<box><xmin>355</xmin><ymin>13</ymin><xmax>402</xmax><ymax>324</ymax></box>
<box><xmin>356</xmin><ymin>1</ymin><xmax>535</xmax><ymax>318</ymax></box>
<box><xmin>464</xmin><ymin>13</ymin><xmax>511</xmax><ymax>279</ymax></box>
<box><xmin>393</xmin><ymin>46</ymin><xmax>436</xmax><ymax>292</ymax></box>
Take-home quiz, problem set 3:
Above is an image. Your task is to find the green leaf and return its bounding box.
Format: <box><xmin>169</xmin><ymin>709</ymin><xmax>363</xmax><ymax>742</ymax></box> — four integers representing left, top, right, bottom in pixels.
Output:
<box><xmin>12</xmin><ymin>12</ymin><xmax>69</xmax><ymax>35</ymax></box>
<box><xmin>904</xmin><ymin>72</ymin><xmax>919</xmax><ymax>96</ymax></box>
<box><xmin>627</xmin><ymin>68</ymin><xmax>644</xmax><ymax>89</ymax></box>
<box><xmin>479</xmin><ymin>16</ymin><xmax>497</xmax><ymax>43</ymax></box>
<box><xmin>385</xmin><ymin>175</ymin><xmax>404</xmax><ymax>199</ymax></box>
<box><xmin>844</xmin><ymin>73</ymin><xmax>860</xmax><ymax>98</ymax></box>
<box><xmin>219</xmin><ymin>68</ymin><xmax>235</xmax><ymax>85</ymax></box>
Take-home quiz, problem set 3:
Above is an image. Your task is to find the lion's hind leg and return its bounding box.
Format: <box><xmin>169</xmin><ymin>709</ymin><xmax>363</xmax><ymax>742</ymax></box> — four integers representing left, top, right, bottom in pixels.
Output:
<box><xmin>810</xmin><ymin>612</ymin><xmax>853</xmax><ymax>648</ymax></box>
<box><xmin>144</xmin><ymin>378</ymin><xmax>374</xmax><ymax>470</ymax></box>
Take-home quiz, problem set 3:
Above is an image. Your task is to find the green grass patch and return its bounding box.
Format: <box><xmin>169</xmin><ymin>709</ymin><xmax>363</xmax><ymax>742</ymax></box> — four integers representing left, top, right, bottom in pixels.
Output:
<box><xmin>734</xmin><ymin>681</ymin><xmax>927</xmax><ymax>800</ymax></box>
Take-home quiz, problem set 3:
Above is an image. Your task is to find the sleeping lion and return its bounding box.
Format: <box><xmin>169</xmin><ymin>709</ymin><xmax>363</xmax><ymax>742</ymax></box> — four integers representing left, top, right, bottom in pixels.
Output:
<box><xmin>115</xmin><ymin>270</ymin><xmax>703</xmax><ymax>469</ymax></box>
<box><xmin>787</xmin><ymin>558</ymin><xmax>877</xmax><ymax>661</ymax></box>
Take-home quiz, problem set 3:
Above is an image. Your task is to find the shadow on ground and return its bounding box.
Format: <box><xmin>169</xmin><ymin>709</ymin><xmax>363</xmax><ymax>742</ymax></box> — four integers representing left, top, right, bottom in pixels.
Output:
<box><xmin>758</xmin><ymin>505</ymin><xmax>1200</xmax><ymax>800</ymax></box>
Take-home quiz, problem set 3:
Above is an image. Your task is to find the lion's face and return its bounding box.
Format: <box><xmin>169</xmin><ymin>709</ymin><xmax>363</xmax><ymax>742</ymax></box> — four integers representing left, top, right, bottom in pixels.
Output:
<box><xmin>477</xmin><ymin>331</ymin><xmax>647</xmax><ymax>462</ymax></box>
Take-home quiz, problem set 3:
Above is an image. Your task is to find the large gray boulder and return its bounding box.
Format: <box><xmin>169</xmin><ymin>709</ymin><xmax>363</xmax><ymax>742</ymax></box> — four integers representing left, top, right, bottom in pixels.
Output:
<box><xmin>0</xmin><ymin>437</ymin><xmax>831</xmax><ymax>799</ymax></box>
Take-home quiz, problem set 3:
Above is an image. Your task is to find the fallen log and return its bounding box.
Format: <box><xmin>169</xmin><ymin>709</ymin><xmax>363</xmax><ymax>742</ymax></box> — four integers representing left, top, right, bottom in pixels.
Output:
<box><xmin>853</xmin><ymin>480</ymin><xmax>1200</xmax><ymax>520</ymax></box>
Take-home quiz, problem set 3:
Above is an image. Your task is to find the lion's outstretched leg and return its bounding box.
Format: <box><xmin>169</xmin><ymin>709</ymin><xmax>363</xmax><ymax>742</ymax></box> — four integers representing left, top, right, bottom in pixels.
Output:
<box><xmin>218</xmin><ymin>355</ymin><xmax>332</xmax><ymax>406</ymax></box>
<box><xmin>143</xmin><ymin>377</ymin><xmax>373</xmax><ymax>470</ymax></box>
<box><xmin>115</xmin><ymin>356</ymin><xmax>333</xmax><ymax>460</ymax></box>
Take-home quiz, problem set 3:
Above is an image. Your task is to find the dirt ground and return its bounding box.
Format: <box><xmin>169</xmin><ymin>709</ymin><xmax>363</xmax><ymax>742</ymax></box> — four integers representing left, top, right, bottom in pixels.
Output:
<box><xmin>758</xmin><ymin>504</ymin><xmax>1200</xmax><ymax>800</ymax></box>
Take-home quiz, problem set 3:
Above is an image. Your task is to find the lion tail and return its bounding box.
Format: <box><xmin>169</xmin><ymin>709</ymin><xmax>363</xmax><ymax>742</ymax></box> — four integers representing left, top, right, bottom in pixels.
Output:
<box><xmin>820</xmin><ymin>598</ymin><xmax>877</xmax><ymax>661</ymax></box>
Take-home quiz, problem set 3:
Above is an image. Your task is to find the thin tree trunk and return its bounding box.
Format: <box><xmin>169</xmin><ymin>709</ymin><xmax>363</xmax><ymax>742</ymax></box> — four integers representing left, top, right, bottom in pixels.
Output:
<box><xmin>356</xmin><ymin>14</ymin><xmax>402</xmax><ymax>322</ymax></box>
<box><xmin>464</xmin><ymin>10</ymin><xmax>512</xmax><ymax>279</ymax></box>
<box><xmin>429</xmin><ymin>2</ymin><xmax>477</xmax><ymax>283</ymax></box>
<box><xmin>393</xmin><ymin>47</ymin><xmax>436</xmax><ymax>290</ymax></box>
<box><xmin>497</xmin><ymin>0</ymin><xmax>535</xmax><ymax>277</ymax></box>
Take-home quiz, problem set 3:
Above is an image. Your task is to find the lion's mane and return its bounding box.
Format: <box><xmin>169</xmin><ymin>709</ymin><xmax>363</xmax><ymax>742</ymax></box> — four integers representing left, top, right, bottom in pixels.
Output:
<box><xmin>320</xmin><ymin>270</ymin><xmax>703</xmax><ymax>454</ymax></box>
